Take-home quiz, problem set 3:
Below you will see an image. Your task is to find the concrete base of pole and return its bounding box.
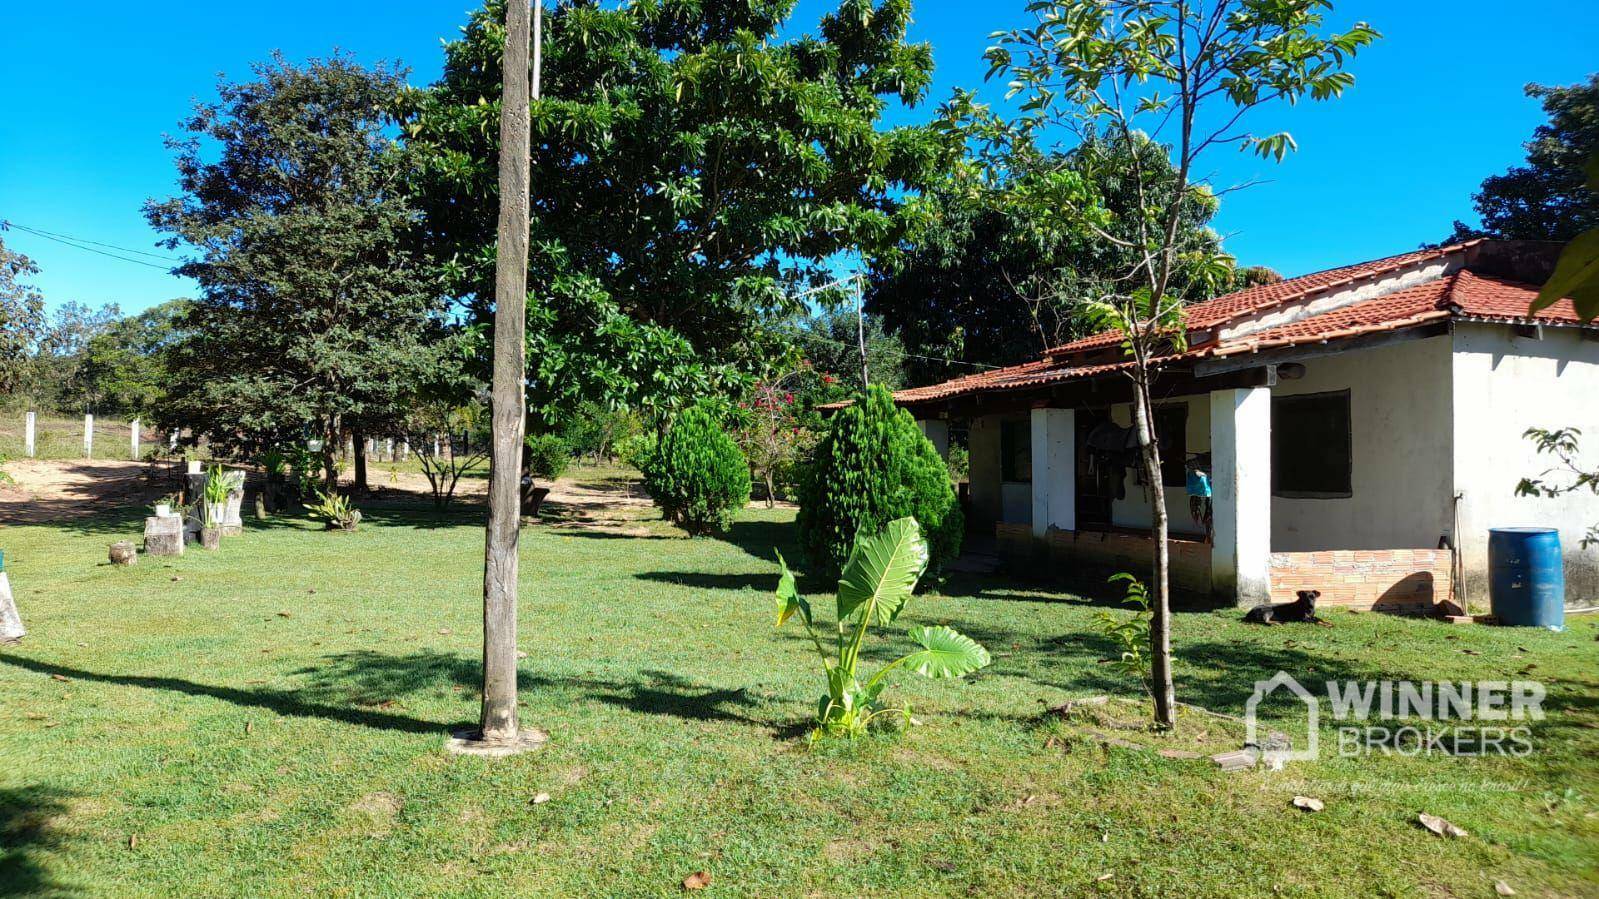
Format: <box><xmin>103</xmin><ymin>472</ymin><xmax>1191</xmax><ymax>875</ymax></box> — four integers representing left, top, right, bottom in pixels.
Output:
<box><xmin>444</xmin><ymin>727</ymin><xmax>549</xmax><ymax>758</ymax></box>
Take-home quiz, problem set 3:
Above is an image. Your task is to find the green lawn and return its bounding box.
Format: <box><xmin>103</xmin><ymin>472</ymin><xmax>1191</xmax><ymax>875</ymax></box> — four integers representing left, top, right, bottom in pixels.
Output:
<box><xmin>2</xmin><ymin>477</ymin><xmax>1596</xmax><ymax>897</ymax></box>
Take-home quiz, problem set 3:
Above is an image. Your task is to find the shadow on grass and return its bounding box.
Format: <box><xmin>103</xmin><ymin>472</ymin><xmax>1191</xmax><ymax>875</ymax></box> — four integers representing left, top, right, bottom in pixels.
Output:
<box><xmin>0</xmin><ymin>786</ymin><xmax>75</xmax><ymax>897</ymax></box>
<box><xmin>0</xmin><ymin>655</ymin><xmax>461</xmax><ymax>736</ymax></box>
<box><xmin>294</xmin><ymin>651</ymin><xmax>804</xmax><ymax>738</ymax></box>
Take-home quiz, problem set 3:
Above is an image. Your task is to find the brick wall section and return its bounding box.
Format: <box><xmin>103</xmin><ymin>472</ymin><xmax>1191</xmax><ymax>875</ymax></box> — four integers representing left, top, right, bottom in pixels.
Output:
<box><xmin>1269</xmin><ymin>549</ymin><xmax>1452</xmax><ymax>612</ymax></box>
<box><xmin>1044</xmin><ymin>528</ymin><xmax>1211</xmax><ymax>594</ymax></box>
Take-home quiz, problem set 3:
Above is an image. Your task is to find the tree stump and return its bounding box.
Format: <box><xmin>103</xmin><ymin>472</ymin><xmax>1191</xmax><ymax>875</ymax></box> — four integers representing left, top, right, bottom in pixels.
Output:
<box><xmin>109</xmin><ymin>541</ymin><xmax>137</xmax><ymax>566</ymax></box>
<box><xmin>144</xmin><ymin>515</ymin><xmax>185</xmax><ymax>556</ymax></box>
<box><xmin>0</xmin><ymin>571</ymin><xmax>23</xmax><ymax>644</ymax></box>
<box><xmin>200</xmin><ymin>526</ymin><xmax>222</xmax><ymax>551</ymax></box>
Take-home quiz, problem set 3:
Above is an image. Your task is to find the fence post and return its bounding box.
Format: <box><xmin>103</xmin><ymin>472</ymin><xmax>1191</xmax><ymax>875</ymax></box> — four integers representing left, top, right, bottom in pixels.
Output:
<box><xmin>24</xmin><ymin>412</ymin><xmax>35</xmax><ymax>458</ymax></box>
<box><xmin>131</xmin><ymin>419</ymin><xmax>141</xmax><ymax>459</ymax></box>
<box><xmin>84</xmin><ymin>414</ymin><xmax>94</xmax><ymax>459</ymax></box>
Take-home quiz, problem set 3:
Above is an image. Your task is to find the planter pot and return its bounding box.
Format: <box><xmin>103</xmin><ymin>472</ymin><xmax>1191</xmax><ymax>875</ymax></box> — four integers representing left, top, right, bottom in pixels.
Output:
<box><xmin>200</xmin><ymin>527</ymin><xmax>222</xmax><ymax>551</ymax></box>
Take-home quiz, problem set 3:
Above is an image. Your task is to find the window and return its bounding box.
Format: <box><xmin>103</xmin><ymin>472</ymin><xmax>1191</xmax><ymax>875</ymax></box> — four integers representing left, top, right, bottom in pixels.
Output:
<box><xmin>1001</xmin><ymin>419</ymin><xmax>1031</xmax><ymax>482</ymax></box>
<box><xmin>1272</xmin><ymin>390</ymin><xmax>1352</xmax><ymax>498</ymax></box>
<box><xmin>1155</xmin><ymin>404</ymin><xmax>1187</xmax><ymax>488</ymax></box>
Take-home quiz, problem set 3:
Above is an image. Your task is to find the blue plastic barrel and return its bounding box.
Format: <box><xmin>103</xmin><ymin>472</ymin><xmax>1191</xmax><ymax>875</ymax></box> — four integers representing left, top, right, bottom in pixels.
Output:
<box><xmin>1488</xmin><ymin>527</ymin><xmax>1565</xmax><ymax>629</ymax></box>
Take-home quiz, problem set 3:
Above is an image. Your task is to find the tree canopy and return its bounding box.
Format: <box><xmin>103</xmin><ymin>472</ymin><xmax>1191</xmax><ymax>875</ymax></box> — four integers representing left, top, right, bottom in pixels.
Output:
<box><xmin>1451</xmin><ymin>75</ymin><xmax>1599</xmax><ymax>243</ymax></box>
<box><xmin>398</xmin><ymin>0</ymin><xmax>959</xmax><ymax>424</ymax></box>
<box><xmin>146</xmin><ymin>54</ymin><xmax>444</xmax><ymax>470</ymax></box>
<box><xmin>867</xmin><ymin>127</ymin><xmax>1237</xmax><ymax>383</ymax></box>
<box><xmin>0</xmin><ymin>234</ymin><xmax>47</xmax><ymax>399</ymax></box>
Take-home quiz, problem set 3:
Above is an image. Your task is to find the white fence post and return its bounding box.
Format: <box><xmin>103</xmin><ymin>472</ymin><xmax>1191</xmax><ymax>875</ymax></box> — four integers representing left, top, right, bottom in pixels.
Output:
<box><xmin>24</xmin><ymin>411</ymin><xmax>35</xmax><ymax>458</ymax></box>
<box><xmin>131</xmin><ymin>419</ymin><xmax>141</xmax><ymax>459</ymax></box>
<box><xmin>84</xmin><ymin>414</ymin><xmax>94</xmax><ymax>459</ymax></box>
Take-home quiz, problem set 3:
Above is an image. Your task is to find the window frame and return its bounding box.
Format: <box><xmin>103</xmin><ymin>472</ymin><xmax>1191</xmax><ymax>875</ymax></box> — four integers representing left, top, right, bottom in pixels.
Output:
<box><xmin>1271</xmin><ymin>389</ymin><xmax>1354</xmax><ymax>499</ymax></box>
<box><xmin>1154</xmin><ymin>403</ymin><xmax>1188</xmax><ymax>488</ymax></box>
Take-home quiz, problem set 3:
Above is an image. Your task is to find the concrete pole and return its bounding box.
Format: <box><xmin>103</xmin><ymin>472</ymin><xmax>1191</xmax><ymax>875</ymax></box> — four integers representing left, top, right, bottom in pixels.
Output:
<box><xmin>131</xmin><ymin>419</ymin><xmax>141</xmax><ymax>459</ymax></box>
<box><xmin>23</xmin><ymin>412</ymin><xmax>35</xmax><ymax>458</ymax></box>
<box><xmin>84</xmin><ymin>414</ymin><xmax>94</xmax><ymax>459</ymax></box>
<box><xmin>1210</xmin><ymin>388</ymin><xmax>1273</xmax><ymax>607</ymax></box>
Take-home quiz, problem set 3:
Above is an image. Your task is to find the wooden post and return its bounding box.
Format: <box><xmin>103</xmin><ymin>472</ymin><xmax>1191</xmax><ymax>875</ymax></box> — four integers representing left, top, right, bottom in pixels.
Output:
<box><xmin>131</xmin><ymin>418</ymin><xmax>141</xmax><ymax>459</ymax></box>
<box><xmin>84</xmin><ymin>414</ymin><xmax>94</xmax><ymax>459</ymax></box>
<box><xmin>23</xmin><ymin>411</ymin><xmax>34</xmax><ymax>458</ymax></box>
<box><xmin>450</xmin><ymin>0</ymin><xmax>546</xmax><ymax>757</ymax></box>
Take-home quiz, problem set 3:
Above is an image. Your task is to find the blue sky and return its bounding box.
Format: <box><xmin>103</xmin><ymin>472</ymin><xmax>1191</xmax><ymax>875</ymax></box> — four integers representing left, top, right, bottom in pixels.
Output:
<box><xmin>1</xmin><ymin>1</ymin><xmax>1595</xmax><ymax>315</ymax></box>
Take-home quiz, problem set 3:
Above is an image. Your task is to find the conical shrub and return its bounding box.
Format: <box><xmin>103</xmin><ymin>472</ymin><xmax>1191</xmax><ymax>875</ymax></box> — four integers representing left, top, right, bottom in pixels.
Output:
<box><xmin>797</xmin><ymin>385</ymin><xmax>962</xmax><ymax>574</ymax></box>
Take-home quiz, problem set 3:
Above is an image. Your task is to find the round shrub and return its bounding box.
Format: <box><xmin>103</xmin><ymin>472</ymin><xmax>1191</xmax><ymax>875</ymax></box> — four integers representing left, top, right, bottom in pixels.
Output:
<box><xmin>524</xmin><ymin>433</ymin><xmax>573</xmax><ymax>482</ymax></box>
<box><xmin>797</xmin><ymin>385</ymin><xmax>963</xmax><ymax>574</ymax></box>
<box><xmin>645</xmin><ymin>404</ymin><xmax>751</xmax><ymax>535</ymax></box>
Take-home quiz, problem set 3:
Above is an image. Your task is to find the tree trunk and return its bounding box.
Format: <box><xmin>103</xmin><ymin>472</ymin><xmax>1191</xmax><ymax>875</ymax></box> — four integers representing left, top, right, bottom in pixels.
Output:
<box><xmin>480</xmin><ymin>0</ymin><xmax>533</xmax><ymax>745</ymax></box>
<box><xmin>1129</xmin><ymin>369</ymin><xmax>1177</xmax><ymax>729</ymax></box>
<box><xmin>353</xmin><ymin>429</ymin><xmax>369</xmax><ymax>494</ymax></box>
<box><xmin>765</xmin><ymin>470</ymin><xmax>776</xmax><ymax>509</ymax></box>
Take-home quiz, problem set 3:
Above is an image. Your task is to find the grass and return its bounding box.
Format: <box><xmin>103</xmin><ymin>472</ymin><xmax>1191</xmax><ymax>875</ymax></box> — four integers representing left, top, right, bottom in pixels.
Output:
<box><xmin>1</xmin><ymin>478</ymin><xmax>1596</xmax><ymax>897</ymax></box>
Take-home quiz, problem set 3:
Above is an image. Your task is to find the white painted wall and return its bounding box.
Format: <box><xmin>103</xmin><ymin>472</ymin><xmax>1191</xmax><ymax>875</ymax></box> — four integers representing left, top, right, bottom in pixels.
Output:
<box><xmin>917</xmin><ymin>419</ymin><xmax>951</xmax><ymax>459</ymax></box>
<box><xmin>1107</xmin><ymin>395</ymin><xmax>1211</xmax><ymax>537</ymax></box>
<box><xmin>1451</xmin><ymin>324</ymin><xmax>1599</xmax><ymax>605</ymax></box>
<box><xmin>968</xmin><ymin>416</ymin><xmax>1003</xmax><ymax>528</ymax></box>
<box><xmin>1271</xmin><ymin>335</ymin><xmax>1455</xmax><ymax>553</ymax></box>
<box><xmin>1031</xmin><ymin>408</ymin><xmax>1076</xmax><ymax>536</ymax></box>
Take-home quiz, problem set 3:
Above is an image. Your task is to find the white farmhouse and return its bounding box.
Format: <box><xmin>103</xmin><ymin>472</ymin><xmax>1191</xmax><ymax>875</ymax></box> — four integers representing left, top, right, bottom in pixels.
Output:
<box><xmin>889</xmin><ymin>239</ymin><xmax>1597</xmax><ymax>610</ymax></box>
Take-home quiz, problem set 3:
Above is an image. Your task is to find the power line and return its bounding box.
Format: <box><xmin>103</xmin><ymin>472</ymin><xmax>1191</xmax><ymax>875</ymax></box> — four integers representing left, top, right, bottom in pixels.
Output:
<box><xmin>1</xmin><ymin>220</ymin><xmax>181</xmax><ymax>270</ymax></box>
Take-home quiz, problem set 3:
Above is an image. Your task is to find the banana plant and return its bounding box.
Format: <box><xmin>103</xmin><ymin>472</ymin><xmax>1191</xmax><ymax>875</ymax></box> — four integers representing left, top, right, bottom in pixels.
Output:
<box><xmin>775</xmin><ymin>517</ymin><xmax>991</xmax><ymax>740</ymax></box>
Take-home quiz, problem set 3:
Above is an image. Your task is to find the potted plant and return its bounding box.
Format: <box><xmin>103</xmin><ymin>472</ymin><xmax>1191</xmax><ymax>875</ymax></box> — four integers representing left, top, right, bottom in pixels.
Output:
<box><xmin>152</xmin><ymin>492</ymin><xmax>182</xmax><ymax>518</ymax></box>
<box><xmin>200</xmin><ymin>465</ymin><xmax>230</xmax><ymax>549</ymax></box>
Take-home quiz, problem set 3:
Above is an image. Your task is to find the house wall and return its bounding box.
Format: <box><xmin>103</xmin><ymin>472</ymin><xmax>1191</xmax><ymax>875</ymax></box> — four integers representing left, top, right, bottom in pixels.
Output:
<box><xmin>1107</xmin><ymin>395</ymin><xmax>1211</xmax><ymax>537</ymax></box>
<box><xmin>968</xmin><ymin>415</ymin><xmax>1004</xmax><ymax>529</ymax></box>
<box><xmin>1450</xmin><ymin>323</ymin><xmax>1599</xmax><ymax>606</ymax></box>
<box><xmin>1270</xmin><ymin>335</ymin><xmax>1456</xmax><ymax>553</ymax></box>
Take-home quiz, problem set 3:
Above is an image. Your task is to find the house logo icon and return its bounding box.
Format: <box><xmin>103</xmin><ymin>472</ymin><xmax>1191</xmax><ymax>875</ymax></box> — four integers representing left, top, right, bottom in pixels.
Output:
<box><xmin>1246</xmin><ymin>671</ymin><xmax>1319</xmax><ymax>764</ymax></box>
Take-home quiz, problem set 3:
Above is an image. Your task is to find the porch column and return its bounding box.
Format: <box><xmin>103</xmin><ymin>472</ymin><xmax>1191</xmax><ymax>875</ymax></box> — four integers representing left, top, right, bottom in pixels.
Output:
<box><xmin>1210</xmin><ymin>388</ymin><xmax>1271</xmax><ymax>607</ymax></box>
<box><xmin>1030</xmin><ymin>407</ymin><xmax>1076</xmax><ymax>538</ymax></box>
<box><xmin>917</xmin><ymin>419</ymin><xmax>950</xmax><ymax>459</ymax></box>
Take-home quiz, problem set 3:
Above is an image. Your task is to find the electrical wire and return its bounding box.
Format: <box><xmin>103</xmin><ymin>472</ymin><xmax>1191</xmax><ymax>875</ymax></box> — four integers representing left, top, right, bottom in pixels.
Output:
<box><xmin>1</xmin><ymin>220</ymin><xmax>180</xmax><ymax>270</ymax></box>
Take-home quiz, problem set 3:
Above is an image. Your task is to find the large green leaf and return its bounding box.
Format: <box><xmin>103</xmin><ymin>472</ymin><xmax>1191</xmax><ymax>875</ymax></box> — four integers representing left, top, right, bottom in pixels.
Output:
<box><xmin>773</xmin><ymin>550</ymin><xmax>810</xmax><ymax>627</ymax></box>
<box><xmin>1533</xmin><ymin>227</ymin><xmax>1599</xmax><ymax>320</ymax></box>
<box><xmin>836</xmin><ymin>517</ymin><xmax>929</xmax><ymax>626</ymax></box>
<box><xmin>899</xmin><ymin>625</ymin><xmax>992</xmax><ymax>679</ymax></box>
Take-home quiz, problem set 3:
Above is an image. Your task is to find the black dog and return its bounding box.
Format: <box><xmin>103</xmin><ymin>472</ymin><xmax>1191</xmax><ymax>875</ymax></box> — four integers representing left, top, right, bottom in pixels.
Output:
<box><xmin>1244</xmin><ymin>590</ymin><xmax>1324</xmax><ymax>625</ymax></box>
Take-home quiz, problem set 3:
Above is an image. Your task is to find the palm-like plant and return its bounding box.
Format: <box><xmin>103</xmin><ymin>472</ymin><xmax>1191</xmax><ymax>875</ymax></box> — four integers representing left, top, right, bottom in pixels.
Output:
<box><xmin>775</xmin><ymin>517</ymin><xmax>991</xmax><ymax>740</ymax></box>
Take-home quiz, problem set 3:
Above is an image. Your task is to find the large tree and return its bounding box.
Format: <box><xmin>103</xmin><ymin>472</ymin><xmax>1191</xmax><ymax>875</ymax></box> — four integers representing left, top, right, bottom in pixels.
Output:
<box><xmin>146</xmin><ymin>55</ymin><xmax>444</xmax><ymax>479</ymax></box>
<box><xmin>398</xmin><ymin>0</ymin><xmax>957</xmax><ymax>424</ymax></box>
<box><xmin>73</xmin><ymin>299</ymin><xmax>189</xmax><ymax>417</ymax></box>
<box><xmin>868</xmin><ymin>127</ymin><xmax>1236</xmax><ymax>383</ymax></box>
<box><xmin>1451</xmin><ymin>75</ymin><xmax>1599</xmax><ymax>243</ymax></box>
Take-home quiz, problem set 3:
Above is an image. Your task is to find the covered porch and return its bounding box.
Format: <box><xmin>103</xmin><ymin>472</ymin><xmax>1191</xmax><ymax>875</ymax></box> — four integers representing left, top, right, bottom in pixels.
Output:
<box><xmin>914</xmin><ymin>350</ymin><xmax>1454</xmax><ymax>612</ymax></box>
